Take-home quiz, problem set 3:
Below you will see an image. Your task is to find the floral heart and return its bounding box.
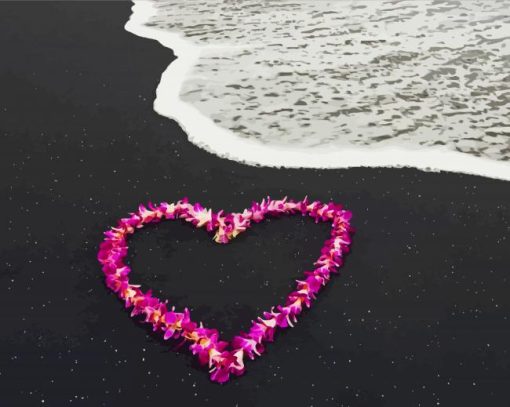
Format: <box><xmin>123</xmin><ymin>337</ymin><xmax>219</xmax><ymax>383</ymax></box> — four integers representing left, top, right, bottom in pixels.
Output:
<box><xmin>97</xmin><ymin>196</ymin><xmax>353</xmax><ymax>383</ymax></box>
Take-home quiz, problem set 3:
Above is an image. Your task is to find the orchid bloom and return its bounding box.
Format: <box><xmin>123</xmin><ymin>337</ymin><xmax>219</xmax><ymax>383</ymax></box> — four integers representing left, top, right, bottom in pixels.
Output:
<box><xmin>97</xmin><ymin>197</ymin><xmax>353</xmax><ymax>383</ymax></box>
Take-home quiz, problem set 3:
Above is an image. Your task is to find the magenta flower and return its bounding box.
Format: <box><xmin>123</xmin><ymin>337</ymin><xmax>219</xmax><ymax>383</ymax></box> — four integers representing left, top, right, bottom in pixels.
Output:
<box><xmin>257</xmin><ymin>315</ymin><xmax>277</xmax><ymax>340</ymax></box>
<box><xmin>209</xmin><ymin>349</ymin><xmax>245</xmax><ymax>383</ymax></box>
<box><xmin>161</xmin><ymin>309</ymin><xmax>188</xmax><ymax>340</ymax></box>
<box><xmin>232</xmin><ymin>334</ymin><xmax>264</xmax><ymax>360</ymax></box>
<box><xmin>97</xmin><ymin>197</ymin><xmax>353</xmax><ymax>383</ymax></box>
<box><xmin>247</xmin><ymin>321</ymin><xmax>268</xmax><ymax>344</ymax></box>
<box><xmin>188</xmin><ymin>327</ymin><xmax>227</xmax><ymax>365</ymax></box>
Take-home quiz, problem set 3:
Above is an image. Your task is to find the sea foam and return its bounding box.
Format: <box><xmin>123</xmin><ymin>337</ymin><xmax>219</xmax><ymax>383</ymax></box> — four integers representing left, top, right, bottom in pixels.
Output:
<box><xmin>126</xmin><ymin>0</ymin><xmax>510</xmax><ymax>181</ymax></box>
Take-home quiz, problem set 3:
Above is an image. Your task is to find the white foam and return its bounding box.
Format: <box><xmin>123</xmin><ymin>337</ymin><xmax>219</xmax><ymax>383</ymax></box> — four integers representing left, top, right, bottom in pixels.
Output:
<box><xmin>125</xmin><ymin>0</ymin><xmax>510</xmax><ymax>181</ymax></box>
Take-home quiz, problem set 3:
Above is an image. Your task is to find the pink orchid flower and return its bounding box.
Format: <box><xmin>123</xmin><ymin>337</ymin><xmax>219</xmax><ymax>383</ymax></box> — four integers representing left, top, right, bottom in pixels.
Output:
<box><xmin>98</xmin><ymin>197</ymin><xmax>353</xmax><ymax>383</ymax></box>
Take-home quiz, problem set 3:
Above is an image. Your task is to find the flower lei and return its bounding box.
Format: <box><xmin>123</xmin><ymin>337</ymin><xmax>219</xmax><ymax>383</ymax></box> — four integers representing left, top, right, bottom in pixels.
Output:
<box><xmin>97</xmin><ymin>197</ymin><xmax>353</xmax><ymax>383</ymax></box>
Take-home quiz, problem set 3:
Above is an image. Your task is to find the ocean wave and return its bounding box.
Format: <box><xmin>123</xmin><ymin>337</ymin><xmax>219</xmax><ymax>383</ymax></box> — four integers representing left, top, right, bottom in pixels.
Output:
<box><xmin>126</xmin><ymin>0</ymin><xmax>510</xmax><ymax>180</ymax></box>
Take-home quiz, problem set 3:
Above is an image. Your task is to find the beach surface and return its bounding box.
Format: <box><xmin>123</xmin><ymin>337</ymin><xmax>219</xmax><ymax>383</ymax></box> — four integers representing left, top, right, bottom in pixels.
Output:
<box><xmin>1</xmin><ymin>2</ymin><xmax>510</xmax><ymax>406</ymax></box>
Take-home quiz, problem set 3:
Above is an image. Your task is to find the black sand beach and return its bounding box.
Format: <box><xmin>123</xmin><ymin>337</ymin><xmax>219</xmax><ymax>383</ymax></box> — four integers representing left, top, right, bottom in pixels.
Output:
<box><xmin>1</xmin><ymin>2</ymin><xmax>509</xmax><ymax>406</ymax></box>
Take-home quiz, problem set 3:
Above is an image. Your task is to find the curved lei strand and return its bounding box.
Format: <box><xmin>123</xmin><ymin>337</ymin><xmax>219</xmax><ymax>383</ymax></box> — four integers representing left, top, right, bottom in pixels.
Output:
<box><xmin>97</xmin><ymin>196</ymin><xmax>354</xmax><ymax>383</ymax></box>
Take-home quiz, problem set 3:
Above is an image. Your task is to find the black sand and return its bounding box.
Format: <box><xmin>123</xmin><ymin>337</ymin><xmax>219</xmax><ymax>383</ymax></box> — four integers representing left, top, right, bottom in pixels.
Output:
<box><xmin>1</xmin><ymin>2</ymin><xmax>509</xmax><ymax>406</ymax></box>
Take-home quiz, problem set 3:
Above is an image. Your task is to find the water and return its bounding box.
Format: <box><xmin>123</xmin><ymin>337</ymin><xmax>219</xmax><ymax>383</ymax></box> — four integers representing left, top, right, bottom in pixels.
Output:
<box><xmin>127</xmin><ymin>0</ymin><xmax>510</xmax><ymax>179</ymax></box>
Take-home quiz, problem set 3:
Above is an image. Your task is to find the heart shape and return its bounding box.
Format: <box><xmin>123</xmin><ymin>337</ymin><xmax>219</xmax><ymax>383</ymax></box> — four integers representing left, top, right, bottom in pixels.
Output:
<box><xmin>97</xmin><ymin>197</ymin><xmax>353</xmax><ymax>383</ymax></box>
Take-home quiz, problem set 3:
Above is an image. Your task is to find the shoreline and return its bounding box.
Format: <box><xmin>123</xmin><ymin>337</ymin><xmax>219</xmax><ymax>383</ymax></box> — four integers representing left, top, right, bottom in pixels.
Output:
<box><xmin>126</xmin><ymin>0</ymin><xmax>510</xmax><ymax>181</ymax></box>
<box><xmin>1</xmin><ymin>1</ymin><xmax>510</xmax><ymax>405</ymax></box>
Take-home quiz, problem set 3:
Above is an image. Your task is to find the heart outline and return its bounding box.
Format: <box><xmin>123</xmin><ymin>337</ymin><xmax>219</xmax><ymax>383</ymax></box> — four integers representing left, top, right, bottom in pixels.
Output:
<box><xmin>97</xmin><ymin>196</ymin><xmax>353</xmax><ymax>383</ymax></box>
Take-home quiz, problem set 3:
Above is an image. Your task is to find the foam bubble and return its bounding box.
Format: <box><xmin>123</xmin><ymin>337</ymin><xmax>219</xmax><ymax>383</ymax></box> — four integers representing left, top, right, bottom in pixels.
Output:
<box><xmin>126</xmin><ymin>0</ymin><xmax>510</xmax><ymax>181</ymax></box>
